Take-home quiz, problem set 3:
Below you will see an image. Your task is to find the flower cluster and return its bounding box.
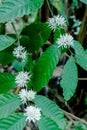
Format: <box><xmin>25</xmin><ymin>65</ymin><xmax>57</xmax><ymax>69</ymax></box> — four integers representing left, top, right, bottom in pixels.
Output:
<box><xmin>24</xmin><ymin>106</ymin><xmax>41</xmax><ymax>123</ymax></box>
<box><xmin>13</xmin><ymin>45</ymin><xmax>41</xmax><ymax>123</ymax></box>
<box><xmin>19</xmin><ymin>89</ymin><xmax>41</xmax><ymax>123</ymax></box>
<box><xmin>56</xmin><ymin>33</ymin><xmax>73</xmax><ymax>48</ymax></box>
<box><xmin>48</xmin><ymin>15</ymin><xmax>66</xmax><ymax>31</ymax></box>
<box><xmin>19</xmin><ymin>89</ymin><xmax>28</xmax><ymax>103</ymax></box>
<box><xmin>19</xmin><ymin>89</ymin><xmax>36</xmax><ymax>103</ymax></box>
<box><xmin>13</xmin><ymin>45</ymin><xmax>27</xmax><ymax>61</ymax></box>
<box><xmin>15</xmin><ymin>71</ymin><xmax>31</xmax><ymax>87</ymax></box>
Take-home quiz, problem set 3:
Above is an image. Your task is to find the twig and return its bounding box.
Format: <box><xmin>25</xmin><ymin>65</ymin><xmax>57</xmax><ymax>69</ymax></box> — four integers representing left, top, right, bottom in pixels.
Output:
<box><xmin>11</xmin><ymin>22</ymin><xmax>20</xmax><ymax>43</ymax></box>
<box><xmin>78</xmin><ymin>78</ymin><xmax>87</xmax><ymax>80</ymax></box>
<box><xmin>13</xmin><ymin>87</ymin><xmax>21</xmax><ymax>94</ymax></box>
<box><xmin>65</xmin><ymin>53</ymin><xmax>70</xmax><ymax>58</ymax></box>
<box><xmin>62</xmin><ymin>109</ymin><xmax>87</xmax><ymax>125</ymax></box>
<box><xmin>46</xmin><ymin>0</ymin><xmax>53</xmax><ymax>17</ymax></box>
<box><xmin>65</xmin><ymin>102</ymin><xmax>74</xmax><ymax>114</ymax></box>
<box><xmin>77</xmin><ymin>5</ymin><xmax>87</xmax><ymax>44</ymax></box>
<box><xmin>54</xmin><ymin>91</ymin><xmax>74</xmax><ymax>113</ymax></box>
<box><xmin>64</xmin><ymin>112</ymin><xmax>75</xmax><ymax>123</ymax></box>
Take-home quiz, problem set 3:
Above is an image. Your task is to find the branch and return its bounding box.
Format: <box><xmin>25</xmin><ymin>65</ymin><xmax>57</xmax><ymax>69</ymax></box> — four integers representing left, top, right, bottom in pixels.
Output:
<box><xmin>62</xmin><ymin>109</ymin><xmax>87</xmax><ymax>125</ymax></box>
<box><xmin>77</xmin><ymin>5</ymin><xmax>87</xmax><ymax>44</ymax></box>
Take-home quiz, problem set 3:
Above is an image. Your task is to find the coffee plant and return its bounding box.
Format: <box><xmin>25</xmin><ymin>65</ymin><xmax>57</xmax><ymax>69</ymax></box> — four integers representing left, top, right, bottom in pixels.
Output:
<box><xmin>0</xmin><ymin>0</ymin><xmax>87</xmax><ymax>130</ymax></box>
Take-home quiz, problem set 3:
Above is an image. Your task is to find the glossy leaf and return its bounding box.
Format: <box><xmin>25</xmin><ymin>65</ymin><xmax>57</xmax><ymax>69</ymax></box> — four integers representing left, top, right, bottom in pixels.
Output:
<box><xmin>60</xmin><ymin>56</ymin><xmax>78</xmax><ymax>101</ymax></box>
<box><xmin>34</xmin><ymin>95</ymin><xmax>66</xmax><ymax>130</ymax></box>
<box><xmin>37</xmin><ymin>115</ymin><xmax>61</xmax><ymax>130</ymax></box>
<box><xmin>50</xmin><ymin>0</ymin><xmax>67</xmax><ymax>19</ymax></box>
<box><xmin>25</xmin><ymin>55</ymin><xmax>33</xmax><ymax>71</ymax></box>
<box><xmin>21</xmin><ymin>22</ymin><xmax>51</xmax><ymax>53</ymax></box>
<box><xmin>80</xmin><ymin>0</ymin><xmax>87</xmax><ymax>4</ymax></box>
<box><xmin>0</xmin><ymin>35</ymin><xmax>16</xmax><ymax>51</ymax></box>
<box><xmin>0</xmin><ymin>51</ymin><xmax>14</xmax><ymax>65</ymax></box>
<box><xmin>72</xmin><ymin>40</ymin><xmax>84</xmax><ymax>55</ymax></box>
<box><xmin>0</xmin><ymin>94</ymin><xmax>21</xmax><ymax>118</ymax></box>
<box><xmin>75</xmin><ymin>50</ymin><xmax>87</xmax><ymax>71</ymax></box>
<box><xmin>0</xmin><ymin>73</ymin><xmax>15</xmax><ymax>93</ymax></box>
<box><xmin>0</xmin><ymin>113</ymin><xmax>26</xmax><ymax>130</ymax></box>
<box><xmin>32</xmin><ymin>45</ymin><xmax>61</xmax><ymax>92</ymax></box>
<box><xmin>74</xmin><ymin>122</ymin><xmax>87</xmax><ymax>130</ymax></box>
<box><xmin>0</xmin><ymin>0</ymin><xmax>44</xmax><ymax>23</ymax></box>
<box><xmin>73</xmin><ymin>0</ymin><xmax>79</xmax><ymax>7</ymax></box>
<box><xmin>54</xmin><ymin>28</ymin><xmax>66</xmax><ymax>43</ymax></box>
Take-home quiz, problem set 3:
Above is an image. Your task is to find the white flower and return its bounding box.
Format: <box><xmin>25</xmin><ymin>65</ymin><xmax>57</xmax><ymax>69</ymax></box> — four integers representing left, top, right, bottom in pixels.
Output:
<box><xmin>13</xmin><ymin>45</ymin><xmax>27</xmax><ymax>61</ymax></box>
<box><xmin>19</xmin><ymin>89</ymin><xmax>36</xmax><ymax>103</ymax></box>
<box><xmin>19</xmin><ymin>89</ymin><xmax>28</xmax><ymax>103</ymax></box>
<box><xmin>24</xmin><ymin>106</ymin><xmax>41</xmax><ymax>123</ymax></box>
<box><xmin>57</xmin><ymin>34</ymin><xmax>73</xmax><ymax>48</ymax></box>
<box><xmin>27</xmin><ymin>90</ymin><xmax>36</xmax><ymax>101</ymax></box>
<box><xmin>15</xmin><ymin>72</ymin><xmax>30</xmax><ymax>87</ymax></box>
<box><xmin>48</xmin><ymin>15</ymin><xmax>66</xmax><ymax>31</ymax></box>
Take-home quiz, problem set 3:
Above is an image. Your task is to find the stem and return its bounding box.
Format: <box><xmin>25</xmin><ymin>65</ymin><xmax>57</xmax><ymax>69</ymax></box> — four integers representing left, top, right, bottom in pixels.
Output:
<box><xmin>11</xmin><ymin>22</ymin><xmax>20</xmax><ymax>44</ymax></box>
<box><xmin>13</xmin><ymin>87</ymin><xmax>20</xmax><ymax>94</ymax></box>
<box><xmin>65</xmin><ymin>51</ymin><xmax>79</xmax><ymax>66</ymax></box>
<box><xmin>46</xmin><ymin>0</ymin><xmax>53</xmax><ymax>17</ymax></box>
<box><xmin>62</xmin><ymin>109</ymin><xmax>87</xmax><ymax>125</ymax></box>
<box><xmin>69</xmin><ymin>48</ymin><xmax>74</xmax><ymax>56</ymax></box>
<box><xmin>21</xmin><ymin>61</ymin><xmax>24</xmax><ymax>71</ymax></box>
<box><xmin>78</xmin><ymin>78</ymin><xmax>87</xmax><ymax>80</ymax></box>
<box><xmin>65</xmin><ymin>53</ymin><xmax>70</xmax><ymax>58</ymax></box>
<box><xmin>65</xmin><ymin>101</ymin><xmax>74</xmax><ymax>114</ymax></box>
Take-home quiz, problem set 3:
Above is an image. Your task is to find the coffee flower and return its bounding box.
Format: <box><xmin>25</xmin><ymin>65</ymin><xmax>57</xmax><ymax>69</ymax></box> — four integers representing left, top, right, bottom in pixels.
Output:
<box><xmin>48</xmin><ymin>15</ymin><xmax>66</xmax><ymax>31</ymax></box>
<box><xmin>19</xmin><ymin>89</ymin><xmax>36</xmax><ymax>103</ymax></box>
<box><xmin>57</xmin><ymin>34</ymin><xmax>73</xmax><ymax>48</ymax></box>
<box><xmin>27</xmin><ymin>90</ymin><xmax>36</xmax><ymax>101</ymax></box>
<box><xmin>13</xmin><ymin>45</ymin><xmax>27</xmax><ymax>61</ymax></box>
<box><xmin>15</xmin><ymin>72</ymin><xmax>30</xmax><ymax>87</ymax></box>
<box><xmin>19</xmin><ymin>89</ymin><xmax>28</xmax><ymax>103</ymax></box>
<box><xmin>24</xmin><ymin>106</ymin><xmax>41</xmax><ymax>123</ymax></box>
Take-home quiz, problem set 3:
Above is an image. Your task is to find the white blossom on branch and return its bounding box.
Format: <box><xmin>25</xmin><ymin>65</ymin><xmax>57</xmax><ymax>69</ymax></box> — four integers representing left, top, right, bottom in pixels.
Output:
<box><xmin>13</xmin><ymin>45</ymin><xmax>27</xmax><ymax>61</ymax></box>
<box><xmin>24</xmin><ymin>106</ymin><xmax>41</xmax><ymax>123</ymax></box>
<box><xmin>48</xmin><ymin>15</ymin><xmax>66</xmax><ymax>31</ymax></box>
<box><xmin>19</xmin><ymin>89</ymin><xmax>36</xmax><ymax>103</ymax></box>
<box><xmin>57</xmin><ymin>33</ymin><xmax>73</xmax><ymax>48</ymax></box>
<box><xmin>15</xmin><ymin>72</ymin><xmax>30</xmax><ymax>87</ymax></box>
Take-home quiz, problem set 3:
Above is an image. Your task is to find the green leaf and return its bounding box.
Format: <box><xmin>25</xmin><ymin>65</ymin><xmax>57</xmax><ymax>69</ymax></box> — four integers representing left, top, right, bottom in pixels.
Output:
<box><xmin>0</xmin><ymin>0</ymin><xmax>44</xmax><ymax>23</ymax></box>
<box><xmin>32</xmin><ymin>45</ymin><xmax>61</xmax><ymax>92</ymax></box>
<box><xmin>74</xmin><ymin>122</ymin><xmax>87</xmax><ymax>130</ymax></box>
<box><xmin>60</xmin><ymin>56</ymin><xmax>78</xmax><ymax>101</ymax></box>
<box><xmin>50</xmin><ymin>0</ymin><xmax>67</xmax><ymax>19</ymax></box>
<box><xmin>12</xmin><ymin>55</ymin><xmax>33</xmax><ymax>72</ymax></box>
<box><xmin>0</xmin><ymin>51</ymin><xmax>14</xmax><ymax>65</ymax></box>
<box><xmin>0</xmin><ymin>113</ymin><xmax>26</xmax><ymax>130</ymax></box>
<box><xmin>20</xmin><ymin>35</ymin><xmax>30</xmax><ymax>49</ymax></box>
<box><xmin>21</xmin><ymin>22</ymin><xmax>51</xmax><ymax>53</ymax></box>
<box><xmin>37</xmin><ymin>115</ymin><xmax>61</xmax><ymax>130</ymax></box>
<box><xmin>73</xmin><ymin>0</ymin><xmax>79</xmax><ymax>7</ymax></box>
<box><xmin>0</xmin><ymin>73</ymin><xmax>15</xmax><ymax>93</ymax></box>
<box><xmin>72</xmin><ymin>40</ymin><xmax>84</xmax><ymax>55</ymax></box>
<box><xmin>73</xmin><ymin>41</ymin><xmax>87</xmax><ymax>70</ymax></box>
<box><xmin>75</xmin><ymin>50</ymin><xmax>87</xmax><ymax>71</ymax></box>
<box><xmin>34</xmin><ymin>95</ymin><xmax>66</xmax><ymax>130</ymax></box>
<box><xmin>50</xmin><ymin>0</ymin><xmax>55</xmax><ymax>3</ymax></box>
<box><xmin>0</xmin><ymin>94</ymin><xmax>21</xmax><ymax>118</ymax></box>
<box><xmin>54</xmin><ymin>28</ymin><xmax>66</xmax><ymax>43</ymax></box>
<box><xmin>80</xmin><ymin>0</ymin><xmax>87</xmax><ymax>4</ymax></box>
<box><xmin>25</xmin><ymin>55</ymin><xmax>33</xmax><ymax>71</ymax></box>
<box><xmin>0</xmin><ymin>45</ymin><xmax>15</xmax><ymax>65</ymax></box>
<box><xmin>0</xmin><ymin>35</ymin><xmax>16</xmax><ymax>51</ymax></box>
<box><xmin>12</xmin><ymin>60</ymin><xmax>23</xmax><ymax>71</ymax></box>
